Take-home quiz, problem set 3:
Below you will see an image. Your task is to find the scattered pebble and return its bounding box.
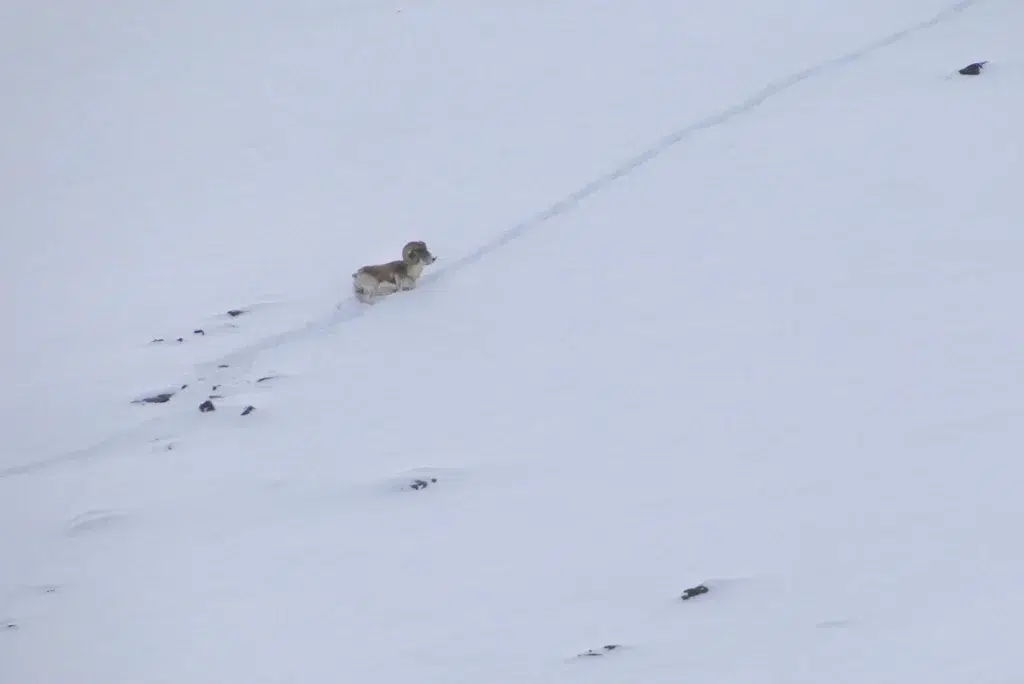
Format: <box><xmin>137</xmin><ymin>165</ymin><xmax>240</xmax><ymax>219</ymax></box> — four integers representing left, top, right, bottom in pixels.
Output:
<box><xmin>959</xmin><ymin>61</ymin><xmax>987</xmax><ymax>75</ymax></box>
<box><xmin>681</xmin><ymin>584</ymin><xmax>709</xmax><ymax>601</ymax></box>
<box><xmin>241</xmin><ymin>405</ymin><xmax>255</xmax><ymax>416</ymax></box>
<box><xmin>132</xmin><ymin>392</ymin><xmax>174</xmax><ymax>405</ymax></box>
<box><xmin>199</xmin><ymin>400</ymin><xmax>216</xmax><ymax>413</ymax></box>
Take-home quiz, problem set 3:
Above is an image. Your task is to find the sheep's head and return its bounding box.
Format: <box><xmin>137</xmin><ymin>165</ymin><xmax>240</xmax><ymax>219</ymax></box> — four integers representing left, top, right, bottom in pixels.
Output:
<box><xmin>402</xmin><ymin>240</ymin><xmax>436</xmax><ymax>265</ymax></box>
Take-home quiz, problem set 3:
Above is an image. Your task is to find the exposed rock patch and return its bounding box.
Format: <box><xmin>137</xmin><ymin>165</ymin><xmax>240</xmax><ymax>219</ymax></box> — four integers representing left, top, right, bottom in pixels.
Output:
<box><xmin>681</xmin><ymin>584</ymin><xmax>709</xmax><ymax>601</ymax></box>
<box><xmin>958</xmin><ymin>60</ymin><xmax>987</xmax><ymax>75</ymax></box>
<box><xmin>132</xmin><ymin>392</ymin><xmax>174</xmax><ymax>405</ymax></box>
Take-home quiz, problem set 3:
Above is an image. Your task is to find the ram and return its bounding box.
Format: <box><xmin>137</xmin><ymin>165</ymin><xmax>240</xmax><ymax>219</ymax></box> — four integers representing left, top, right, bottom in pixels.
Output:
<box><xmin>352</xmin><ymin>241</ymin><xmax>437</xmax><ymax>304</ymax></box>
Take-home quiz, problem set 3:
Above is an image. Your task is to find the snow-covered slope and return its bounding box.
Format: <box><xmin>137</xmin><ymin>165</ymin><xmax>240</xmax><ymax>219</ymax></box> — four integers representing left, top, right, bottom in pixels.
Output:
<box><xmin>3</xmin><ymin>1</ymin><xmax>1023</xmax><ymax>682</ymax></box>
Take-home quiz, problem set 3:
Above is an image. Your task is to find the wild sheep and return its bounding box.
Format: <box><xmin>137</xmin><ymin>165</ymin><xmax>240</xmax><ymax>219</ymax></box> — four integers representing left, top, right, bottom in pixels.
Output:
<box><xmin>352</xmin><ymin>240</ymin><xmax>437</xmax><ymax>304</ymax></box>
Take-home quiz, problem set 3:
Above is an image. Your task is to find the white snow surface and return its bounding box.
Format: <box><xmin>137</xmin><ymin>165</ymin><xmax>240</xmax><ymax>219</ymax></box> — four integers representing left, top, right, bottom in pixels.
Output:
<box><xmin>2</xmin><ymin>0</ymin><xmax>1023</xmax><ymax>681</ymax></box>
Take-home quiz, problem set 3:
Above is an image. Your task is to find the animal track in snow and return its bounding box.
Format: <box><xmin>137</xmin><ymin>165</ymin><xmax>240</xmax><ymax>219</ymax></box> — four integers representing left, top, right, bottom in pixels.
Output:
<box><xmin>66</xmin><ymin>509</ymin><xmax>131</xmax><ymax>536</ymax></box>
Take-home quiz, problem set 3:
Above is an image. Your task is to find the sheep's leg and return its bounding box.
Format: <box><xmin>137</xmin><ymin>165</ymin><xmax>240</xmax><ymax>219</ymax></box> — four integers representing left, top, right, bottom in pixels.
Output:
<box><xmin>353</xmin><ymin>283</ymin><xmax>369</xmax><ymax>303</ymax></box>
<box><xmin>354</xmin><ymin>282</ymin><xmax>379</xmax><ymax>304</ymax></box>
<box><xmin>354</xmin><ymin>271</ymin><xmax>389</xmax><ymax>304</ymax></box>
<box><xmin>376</xmin><ymin>281</ymin><xmax>399</xmax><ymax>297</ymax></box>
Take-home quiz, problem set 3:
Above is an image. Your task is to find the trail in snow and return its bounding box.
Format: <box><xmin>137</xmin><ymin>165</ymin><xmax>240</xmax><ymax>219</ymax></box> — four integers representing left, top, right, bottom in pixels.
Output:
<box><xmin>428</xmin><ymin>0</ymin><xmax>984</xmax><ymax>279</ymax></box>
<box><xmin>199</xmin><ymin>0</ymin><xmax>986</xmax><ymax>373</ymax></box>
<box><xmin>0</xmin><ymin>0</ymin><xmax>984</xmax><ymax>480</ymax></box>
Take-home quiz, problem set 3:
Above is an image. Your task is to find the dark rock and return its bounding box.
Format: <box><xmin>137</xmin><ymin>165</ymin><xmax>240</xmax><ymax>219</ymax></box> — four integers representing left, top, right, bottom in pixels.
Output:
<box><xmin>241</xmin><ymin>405</ymin><xmax>255</xmax><ymax>416</ymax></box>
<box><xmin>208</xmin><ymin>394</ymin><xmax>223</xmax><ymax>399</ymax></box>
<box><xmin>409</xmin><ymin>478</ymin><xmax>438</xmax><ymax>490</ymax></box>
<box><xmin>227</xmin><ymin>309</ymin><xmax>246</xmax><ymax>317</ymax></box>
<box><xmin>181</xmin><ymin>384</ymin><xmax>188</xmax><ymax>390</ymax></box>
<box><xmin>212</xmin><ymin>384</ymin><xmax>220</xmax><ymax>391</ymax></box>
<box><xmin>218</xmin><ymin>364</ymin><xmax>229</xmax><ymax>369</ymax></box>
<box><xmin>193</xmin><ymin>329</ymin><xmax>205</xmax><ymax>335</ymax></box>
<box><xmin>199</xmin><ymin>400</ymin><xmax>216</xmax><ymax>413</ymax></box>
<box><xmin>681</xmin><ymin>584</ymin><xmax>709</xmax><ymax>601</ymax></box>
<box><xmin>579</xmin><ymin>645</ymin><xmax>620</xmax><ymax>657</ymax></box>
<box><xmin>176</xmin><ymin>337</ymin><xmax>184</xmax><ymax>343</ymax></box>
<box><xmin>132</xmin><ymin>392</ymin><xmax>174</xmax><ymax>405</ymax></box>
<box><xmin>959</xmin><ymin>61</ymin><xmax>987</xmax><ymax>75</ymax></box>
<box><xmin>150</xmin><ymin>338</ymin><xmax>165</xmax><ymax>344</ymax></box>
<box><xmin>256</xmin><ymin>376</ymin><xmax>277</xmax><ymax>383</ymax></box>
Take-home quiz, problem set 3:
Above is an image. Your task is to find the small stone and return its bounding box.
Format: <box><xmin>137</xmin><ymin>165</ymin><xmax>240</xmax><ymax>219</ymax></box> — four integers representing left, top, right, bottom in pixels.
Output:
<box><xmin>218</xmin><ymin>364</ymin><xmax>230</xmax><ymax>369</ymax></box>
<box><xmin>256</xmin><ymin>376</ymin><xmax>276</xmax><ymax>383</ymax></box>
<box><xmin>133</xmin><ymin>392</ymin><xmax>174</xmax><ymax>405</ymax></box>
<box><xmin>958</xmin><ymin>61</ymin><xmax>987</xmax><ymax>75</ymax></box>
<box><xmin>176</xmin><ymin>337</ymin><xmax>184</xmax><ymax>343</ymax></box>
<box><xmin>199</xmin><ymin>400</ymin><xmax>216</xmax><ymax>413</ymax></box>
<box><xmin>241</xmin><ymin>405</ymin><xmax>255</xmax><ymax>416</ymax></box>
<box><xmin>181</xmin><ymin>384</ymin><xmax>188</xmax><ymax>390</ymax></box>
<box><xmin>4</xmin><ymin>622</ymin><xmax>17</xmax><ymax>630</ymax></box>
<box><xmin>193</xmin><ymin>329</ymin><xmax>205</xmax><ymax>335</ymax></box>
<box><xmin>212</xmin><ymin>384</ymin><xmax>220</xmax><ymax>391</ymax></box>
<box><xmin>208</xmin><ymin>394</ymin><xmax>223</xmax><ymax>399</ymax></box>
<box><xmin>681</xmin><ymin>584</ymin><xmax>710</xmax><ymax>601</ymax></box>
<box><xmin>227</xmin><ymin>309</ymin><xmax>246</xmax><ymax>317</ymax></box>
<box><xmin>151</xmin><ymin>338</ymin><xmax>165</xmax><ymax>344</ymax></box>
